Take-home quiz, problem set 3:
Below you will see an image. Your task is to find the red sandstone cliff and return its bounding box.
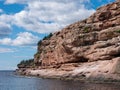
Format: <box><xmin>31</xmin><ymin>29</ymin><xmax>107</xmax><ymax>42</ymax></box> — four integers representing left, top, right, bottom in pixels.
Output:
<box><xmin>34</xmin><ymin>0</ymin><xmax>120</xmax><ymax>68</ymax></box>
<box><xmin>17</xmin><ymin>0</ymin><xmax>120</xmax><ymax>82</ymax></box>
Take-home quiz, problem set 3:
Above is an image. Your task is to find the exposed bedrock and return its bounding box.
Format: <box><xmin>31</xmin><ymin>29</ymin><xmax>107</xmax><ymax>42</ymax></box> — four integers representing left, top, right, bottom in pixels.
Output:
<box><xmin>34</xmin><ymin>1</ymin><xmax>120</xmax><ymax>67</ymax></box>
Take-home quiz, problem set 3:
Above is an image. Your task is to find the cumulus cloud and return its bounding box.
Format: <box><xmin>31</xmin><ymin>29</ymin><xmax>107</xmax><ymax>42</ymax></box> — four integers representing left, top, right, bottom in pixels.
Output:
<box><xmin>13</xmin><ymin>0</ymin><xmax>95</xmax><ymax>33</ymax></box>
<box><xmin>0</xmin><ymin>32</ymin><xmax>39</xmax><ymax>46</ymax></box>
<box><xmin>0</xmin><ymin>22</ymin><xmax>12</xmax><ymax>37</ymax></box>
<box><xmin>0</xmin><ymin>14</ymin><xmax>13</xmax><ymax>23</ymax></box>
<box><xmin>0</xmin><ymin>9</ymin><xmax>3</xmax><ymax>13</ymax></box>
<box><xmin>2</xmin><ymin>0</ymin><xmax>95</xmax><ymax>33</ymax></box>
<box><xmin>0</xmin><ymin>47</ymin><xmax>15</xmax><ymax>53</ymax></box>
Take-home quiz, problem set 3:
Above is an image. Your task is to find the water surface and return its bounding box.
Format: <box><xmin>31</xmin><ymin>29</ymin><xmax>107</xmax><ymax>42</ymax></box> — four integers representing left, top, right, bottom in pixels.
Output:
<box><xmin>0</xmin><ymin>71</ymin><xmax>120</xmax><ymax>90</ymax></box>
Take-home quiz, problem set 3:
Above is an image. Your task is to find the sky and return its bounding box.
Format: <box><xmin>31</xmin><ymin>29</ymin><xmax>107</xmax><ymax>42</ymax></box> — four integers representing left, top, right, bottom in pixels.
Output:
<box><xmin>0</xmin><ymin>0</ymin><xmax>115</xmax><ymax>70</ymax></box>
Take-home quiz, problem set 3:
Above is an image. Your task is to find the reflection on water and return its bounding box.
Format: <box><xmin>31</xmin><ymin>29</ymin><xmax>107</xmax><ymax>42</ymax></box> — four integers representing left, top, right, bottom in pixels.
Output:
<box><xmin>0</xmin><ymin>71</ymin><xmax>120</xmax><ymax>90</ymax></box>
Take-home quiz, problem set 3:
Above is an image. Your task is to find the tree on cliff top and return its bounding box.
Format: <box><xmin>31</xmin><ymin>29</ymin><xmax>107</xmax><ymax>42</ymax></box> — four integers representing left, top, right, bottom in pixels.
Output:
<box><xmin>37</xmin><ymin>33</ymin><xmax>53</xmax><ymax>46</ymax></box>
<box><xmin>17</xmin><ymin>59</ymin><xmax>34</xmax><ymax>68</ymax></box>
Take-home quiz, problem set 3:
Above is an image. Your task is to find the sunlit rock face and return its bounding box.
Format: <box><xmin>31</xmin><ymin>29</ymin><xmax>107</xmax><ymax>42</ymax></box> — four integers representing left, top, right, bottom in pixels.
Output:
<box><xmin>34</xmin><ymin>0</ymin><xmax>120</xmax><ymax>68</ymax></box>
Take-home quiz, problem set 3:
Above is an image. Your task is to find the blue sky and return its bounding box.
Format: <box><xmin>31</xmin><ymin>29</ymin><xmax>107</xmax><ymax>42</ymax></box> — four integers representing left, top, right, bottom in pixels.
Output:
<box><xmin>0</xmin><ymin>0</ymin><xmax>115</xmax><ymax>70</ymax></box>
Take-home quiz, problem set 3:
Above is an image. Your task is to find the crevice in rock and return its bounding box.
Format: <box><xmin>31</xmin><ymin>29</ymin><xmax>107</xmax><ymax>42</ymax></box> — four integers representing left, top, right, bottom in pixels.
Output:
<box><xmin>78</xmin><ymin>56</ymin><xmax>89</xmax><ymax>62</ymax></box>
<box><xmin>112</xmin><ymin>53</ymin><xmax>120</xmax><ymax>57</ymax></box>
<box><xmin>67</xmin><ymin>56</ymin><xmax>89</xmax><ymax>63</ymax></box>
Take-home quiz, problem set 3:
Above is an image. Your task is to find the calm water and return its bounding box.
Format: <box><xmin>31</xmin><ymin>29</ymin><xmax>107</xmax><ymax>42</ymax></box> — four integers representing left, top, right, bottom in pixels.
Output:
<box><xmin>0</xmin><ymin>71</ymin><xmax>120</xmax><ymax>90</ymax></box>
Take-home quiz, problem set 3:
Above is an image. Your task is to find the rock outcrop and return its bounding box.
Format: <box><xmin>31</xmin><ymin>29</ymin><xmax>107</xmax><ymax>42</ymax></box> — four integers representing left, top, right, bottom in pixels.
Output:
<box><xmin>17</xmin><ymin>0</ymin><xmax>120</xmax><ymax>82</ymax></box>
<box><xmin>17</xmin><ymin>57</ymin><xmax>120</xmax><ymax>82</ymax></box>
<box><xmin>34</xmin><ymin>0</ymin><xmax>120</xmax><ymax>68</ymax></box>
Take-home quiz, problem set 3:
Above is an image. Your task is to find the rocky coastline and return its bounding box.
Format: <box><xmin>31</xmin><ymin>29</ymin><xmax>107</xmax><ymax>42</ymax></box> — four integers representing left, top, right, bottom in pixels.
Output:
<box><xmin>17</xmin><ymin>0</ymin><xmax>120</xmax><ymax>82</ymax></box>
<box><xmin>16</xmin><ymin>57</ymin><xmax>120</xmax><ymax>82</ymax></box>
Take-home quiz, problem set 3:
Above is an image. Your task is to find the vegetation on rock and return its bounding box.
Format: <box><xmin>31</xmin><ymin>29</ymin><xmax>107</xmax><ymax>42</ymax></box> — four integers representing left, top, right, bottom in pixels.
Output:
<box><xmin>43</xmin><ymin>33</ymin><xmax>53</xmax><ymax>40</ymax></box>
<box><xmin>83</xmin><ymin>26</ymin><xmax>90</xmax><ymax>33</ymax></box>
<box><xmin>116</xmin><ymin>30</ymin><xmax>120</xmax><ymax>33</ymax></box>
<box><xmin>37</xmin><ymin>40</ymin><xmax>42</xmax><ymax>46</ymax></box>
<box><xmin>37</xmin><ymin>33</ymin><xmax>53</xmax><ymax>46</ymax></box>
<box><xmin>17</xmin><ymin>59</ymin><xmax>35</xmax><ymax>68</ymax></box>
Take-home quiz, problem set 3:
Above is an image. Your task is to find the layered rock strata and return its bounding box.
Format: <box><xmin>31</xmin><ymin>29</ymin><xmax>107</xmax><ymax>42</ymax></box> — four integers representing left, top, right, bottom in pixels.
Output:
<box><xmin>17</xmin><ymin>0</ymin><xmax>120</xmax><ymax>82</ymax></box>
<box><xmin>34</xmin><ymin>1</ymin><xmax>120</xmax><ymax>67</ymax></box>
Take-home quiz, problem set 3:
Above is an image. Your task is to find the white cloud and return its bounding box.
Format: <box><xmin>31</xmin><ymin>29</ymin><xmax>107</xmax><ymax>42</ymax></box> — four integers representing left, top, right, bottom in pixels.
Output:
<box><xmin>0</xmin><ymin>32</ymin><xmax>39</xmax><ymax>46</ymax></box>
<box><xmin>0</xmin><ymin>47</ymin><xmax>15</xmax><ymax>53</ymax></box>
<box><xmin>0</xmin><ymin>9</ymin><xmax>3</xmax><ymax>13</ymax></box>
<box><xmin>0</xmin><ymin>38</ymin><xmax>12</xmax><ymax>45</ymax></box>
<box><xmin>2</xmin><ymin>0</ymin><xmax>95</xmax><ymax>33</ymax></box>
<box><xmin>0</xmin><ymin>22</ymin><xmax>12</xmax><ymax>37</ymax></box>
<box><xmin>12</xmin><ymin>32</ymin><xmax>39</xmax><ymax>46</ymax></box>
<box><xmin>0</xmin><ymin>14</ymin><xmax>13</xmax><ymax>23</ymax></box>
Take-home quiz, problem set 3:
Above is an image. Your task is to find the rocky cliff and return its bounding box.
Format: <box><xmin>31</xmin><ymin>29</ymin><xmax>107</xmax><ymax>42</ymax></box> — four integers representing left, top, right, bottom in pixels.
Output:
<box><xmin>17</xmin><ymin>0</ymin><xmax>120</xmax><ymax>82</ymax></box>
<box><xmin>34</xmin><ymin>0</ymin><xmax>120</xmax><ymax>68</ymax></box>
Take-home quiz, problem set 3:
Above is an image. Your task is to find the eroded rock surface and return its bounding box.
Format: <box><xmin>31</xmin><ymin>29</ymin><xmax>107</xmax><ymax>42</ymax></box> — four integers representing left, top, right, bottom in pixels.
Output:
<box><xmin>34</xmin><ymin>1</ymin><xmax>120</xmax><ymax>67</ymax></box>
<box><xmin>17</xmin><ymin>57</ymin><xmax>120</xmax><ymax>81</ymax></box>
<box><xmin>17</xmin><ymin>0</ymin><xmax>120</xmax><ymax>81</ymax></box>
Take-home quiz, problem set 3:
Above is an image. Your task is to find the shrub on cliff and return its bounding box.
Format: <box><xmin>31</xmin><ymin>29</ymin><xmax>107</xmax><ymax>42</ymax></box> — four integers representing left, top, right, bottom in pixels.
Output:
<box><xmin>43</xmin><ymin>33</ymin><xmax>53</xmax><ymax>40</ymax></box>
<box><xmin>37</xmin><ymin>33</ymin><xmax>53</xmax><ymax>46</ymax></box>
<box><xmin>116</xmin><ymin>30</ymin><xmax>120</xmax><ymax>33</ymax></box>
<box><xmin>17</xmin><ymin>59</ymin><xmax>35</xmax><ymax>68</ymax></box>
<box><xmin>37</xmin><ymin>40</ymin><xmax>42</xmax><ymax>46</ymax></box>
<box><xmin>34</xmin><ymin>52</ymin><xmax>40</xmax><ymax>60</ymax></box>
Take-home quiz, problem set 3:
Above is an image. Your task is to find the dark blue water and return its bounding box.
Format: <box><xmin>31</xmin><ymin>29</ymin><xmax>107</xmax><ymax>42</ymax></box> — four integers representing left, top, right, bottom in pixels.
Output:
<box><xmin>0</xmin><ymin>71</ymin><xmax>120</xmax><ymax>90</ymax></box>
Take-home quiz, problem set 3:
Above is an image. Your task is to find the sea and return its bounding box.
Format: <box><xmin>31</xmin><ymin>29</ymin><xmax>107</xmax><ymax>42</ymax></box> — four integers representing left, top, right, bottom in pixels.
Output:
<box><xmin>0</xmin><ymin>71</ymin><xmax>120</xmax><ymax>90</ymax></box>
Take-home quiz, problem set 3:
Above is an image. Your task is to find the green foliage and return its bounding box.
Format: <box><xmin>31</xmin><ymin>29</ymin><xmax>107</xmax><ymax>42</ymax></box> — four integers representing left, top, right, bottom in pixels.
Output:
<box><xmin>34</xmin><ymin>53</ymin><xmax>40</xmax><ymax>59</ymax></box>
<box><xmin>17</xmin><ymin>59</ymin><xmax>35</xmax><ymax>68</ymax></box>
<box><xmin>37</xmin><ymin>33</ymin><xmax>53</xmax><ymax>46</ymax></box>
<box><xmin>43</xmin><ymin>33</ymin><xmax>53</xmax><ymax>40</ymax></box>
<box><xmin>37</xmin><ymin>40</ymin><xmax>42</xmax><ymax>46</ymax></box>
<box><xmin>116</xmin><ymin>30</ymin><xmax>120</xmax><ymax>33</ymax></box>
<box><xmin>83</xmin><ymin>26</ymin><xmax>89</xmax><ymax>33</ymax></box>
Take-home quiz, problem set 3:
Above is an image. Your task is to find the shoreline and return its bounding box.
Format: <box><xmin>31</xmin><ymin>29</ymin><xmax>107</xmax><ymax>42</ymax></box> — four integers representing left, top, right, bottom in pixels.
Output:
<box><xmin>16</xmin><ymin>58</ymin><xmax>120</xmax><ymax>83</ymax></box>
<box><xmin>16</xmin><ymin>70</ymin><xmax>120</xmax><ymax>84</ymax></box>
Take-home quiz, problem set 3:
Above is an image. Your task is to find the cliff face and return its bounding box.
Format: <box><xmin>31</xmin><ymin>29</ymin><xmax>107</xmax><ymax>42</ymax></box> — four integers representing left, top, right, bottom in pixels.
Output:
<box><xmin>34</xmin><ymin>1</ymin><xmax>120</xmax><ymax>68</ymax></box>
